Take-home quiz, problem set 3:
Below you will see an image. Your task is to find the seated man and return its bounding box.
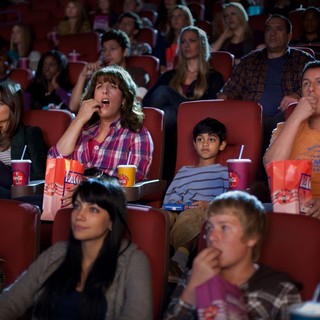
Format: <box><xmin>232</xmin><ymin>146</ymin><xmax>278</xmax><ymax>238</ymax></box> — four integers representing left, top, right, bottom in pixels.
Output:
<box><xmin>162</xmin><ymin>118</ymin><xmax>229</xmax><ymax>283</ymax></box>
<box><xmin>117</xmin><ymin>11</ymin><xmax>152</xmax><ymax>56</ymax></box>
<box><xmin>69</xmin><ymin>29</ymin><xmax>150</xmax><ymax>112</ymax></box>
<box><xmin>164</xmin><ymin>191</ymin><xmax>301</xmax><ymax>319</ymax></box>
<box><xmin>264</xmin><ymin>60</ymin><xmax>320</xmax><ymax>219</ymax></box>
<box><xmin>217</xmin><ymin>14</ymin><xmax>315</xmax><ymax>152</ymax></box>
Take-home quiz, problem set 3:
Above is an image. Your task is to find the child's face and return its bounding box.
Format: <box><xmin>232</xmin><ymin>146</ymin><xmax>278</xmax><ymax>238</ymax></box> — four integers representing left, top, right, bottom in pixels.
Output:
<box><xmin>205</xmin><ymin>211</ymin><xmax>256</xmax><ymax>270</ymax></box>
<box><xmin>193</xmin><ymin>133</ymin><xmax>226</xmax><ymax>161</ymax></box>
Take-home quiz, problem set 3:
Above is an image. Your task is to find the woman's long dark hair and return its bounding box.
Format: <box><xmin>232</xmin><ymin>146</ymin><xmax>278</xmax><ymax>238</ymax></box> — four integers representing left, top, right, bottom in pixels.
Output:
<box><xmin>0</xmin><ymin>80</ymin><xmax>23</xmax><ymax>150</ymax></box>
<box><xmin>33</xmin><ymin>50</ymin><xmax>70</xmax><ymax>90</ymax></box>
<box><xmin>33</xmin><ymin>177</ymin><xmax>132</xmax><ymax>319</ymax></box>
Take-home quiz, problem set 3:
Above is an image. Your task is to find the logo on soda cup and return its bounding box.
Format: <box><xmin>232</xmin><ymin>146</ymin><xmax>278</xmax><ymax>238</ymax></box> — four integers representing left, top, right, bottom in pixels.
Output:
<box><xmin>12</xmin><ymin>170</ymin><xmax>26</xmax><ymax>186</ymax></box>
<box><xmin>118</xmin><ymin>174</ymin><xmax>129</xmax><ymax>186</ymax></box>
<box><xmin>229</xmin><ymin>171</ymin><xmax>239</xmax><ymax>188</ymax></box>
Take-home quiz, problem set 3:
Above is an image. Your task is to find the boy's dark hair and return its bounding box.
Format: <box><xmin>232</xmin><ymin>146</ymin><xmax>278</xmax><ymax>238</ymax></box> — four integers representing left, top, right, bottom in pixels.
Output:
<box><xmin>118</xmin><ymin>11</ymin><xmax>142</xmax><ymax>30</ymax></box>
<box><xmin>192</xmin><ymin>117</ymin><xmax>226</xmax><ymax>143</ymax></box>
<box><xmin>101</xmin><ymin>29</ymin><xmax>130</xmax><ymax>50</ymax></box>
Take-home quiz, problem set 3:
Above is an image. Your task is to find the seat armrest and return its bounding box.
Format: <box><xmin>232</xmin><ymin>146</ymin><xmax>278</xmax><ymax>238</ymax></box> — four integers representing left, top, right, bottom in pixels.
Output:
<box><xmin>11</xmin><ymin>180</ymin><xmax>45</xmax><ymax>199</ymax></box>
<box><xmin>122</xmin><ymin>179</ymin><xmax>167</xmax><ymax>202</ymax></box>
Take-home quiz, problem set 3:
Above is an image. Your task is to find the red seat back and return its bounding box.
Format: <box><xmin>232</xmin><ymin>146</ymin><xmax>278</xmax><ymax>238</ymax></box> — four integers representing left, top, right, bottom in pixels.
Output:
<box><xmin>67</xmin><ymin>60</ymin><xmax>87</xmax><ymax>86</ymax></box>
<box><xmin>210</xmin><ymin>51</ymin><xmax>235</xmax><ymax>83</ymax></box>
<box><xmin>126</xmin><ymin>55</ymin><xmax>160</xmax><ymax>88</ymax></box>
<box><xmin>23</xmin><ymin>109</ymin><xmax>73</xmax><ymax>148</ymax></box>
<box><xmin>57</xmin><ymin>32</ymin><xmax>101</xmax><ymax>62</ymax></box>
<box><xmin>143</xmin><ymin>107</ymin><xmax>165</xmax><ymax>180</ymax></box>
<box><xmin>9</xmin><ymin>68</ymin><xmax>33</xmax><ymax>90</ymax></box>
<box><xmin>259</xmin><ymin>212</ymin><xmax>320</xmax><ymax>301</ymax></box>
<box><xmin>136</xmin><ymin>27</ymin><xmax>158</xmax><ymax>48</ymax></box>
<box><xmin>0</xmin><ymin>200</ymin><xmax>40</xmax><ymax>287</ymax></box>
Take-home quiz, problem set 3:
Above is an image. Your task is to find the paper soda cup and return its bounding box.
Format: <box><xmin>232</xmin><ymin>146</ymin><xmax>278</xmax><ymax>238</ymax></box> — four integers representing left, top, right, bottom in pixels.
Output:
<box><xmin>117</xmin><ymin>165</ymin><xmax>136</xmax><ymax>187</ymax></box>
<box><xmin>18</xmin><ymin>57</ymin><xmax>29</xmax><ymax>69</ymax></box>
<box><xmin>12</xmin><ymin>160</ymin><xmax>32</xmax><ymax>186</ymax></box>
<box><xmin>68</xmin><ymin>51</ymin><xmax>81</xmax><ymax>62</ymax></box>
<box><xmin>227</xmin><ymin>159</ymin><xmax>251</xmax><ymax>191</ymax></box>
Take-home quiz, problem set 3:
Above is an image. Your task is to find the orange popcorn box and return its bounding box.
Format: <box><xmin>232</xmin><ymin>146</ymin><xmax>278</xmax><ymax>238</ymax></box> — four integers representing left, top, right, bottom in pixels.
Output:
<box><xmin>266</xmin><ymin>160</ymin><xmax>313</xmax><ymax>214</ymax></box>
<box><xmin>42</xmin><ymin>158</ymin><xmax>84</xmax><ymax>221</ymax></box>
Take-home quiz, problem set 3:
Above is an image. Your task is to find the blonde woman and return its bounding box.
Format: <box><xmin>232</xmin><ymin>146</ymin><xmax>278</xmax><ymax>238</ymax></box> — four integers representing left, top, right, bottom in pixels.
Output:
<box><xmin>8</xmin><ymin>23</ymin><xmax>40</xmax><ymax>70</ymax></box>
<box><xmin>153</xmin><ymin>5</ymin><xmax>194</xmax><ymax>73</ymax></box>
<box><xmin>143</xmin><ymin>26</ymin><xmax>224</xmax><ymax>181</ymax></box>
<box><xmin>211</xmin><ymin>2</ymin><xmax>259</xmax><ymax>64</ymax></box>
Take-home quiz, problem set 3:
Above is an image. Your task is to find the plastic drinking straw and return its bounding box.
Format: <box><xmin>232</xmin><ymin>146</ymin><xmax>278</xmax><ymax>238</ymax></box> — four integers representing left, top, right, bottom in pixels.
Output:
<box><xmin>312</xmin><ymin>283</ymin><xmax>320</xmax><ymax>302</ymax></box>
<box><xmin>238</xmin><ymin>145</ymin><xmax>244</xmax><ymax>159</ymax></box>
<box><xmin>126</xmin><ymin>151</ymin><xmax>132</xmax><ymax>165</ymax></box>
<box><xmin>21</xmin><ymin>145</ymin><xmax>27</xmax><ymax>160</ymax></box>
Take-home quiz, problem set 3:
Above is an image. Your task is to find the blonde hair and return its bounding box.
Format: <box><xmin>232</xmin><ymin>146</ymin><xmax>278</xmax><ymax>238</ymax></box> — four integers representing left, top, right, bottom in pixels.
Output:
<box><xmin>208</xmin><ymin>191</ymin><xmax>266</xmax><ymax>262</ymax></box>
<box><xmin>169</xmin><ymin>26</ymin><xmax>210</xmax><ymax>99</ymax></box>
<box><xmin>165</xmin><ymin>5</ymin><xmax>194</xmax><ymax>43</ymax></box>
<box><xmin>10</xmin><ymin>24</ymin><xmax>33</xmax><ymax>57</ymax></box>
<box><xmin>223</xmin><ymin>2</ymin><xmax>249</xmax><ymax>23</ymax></box>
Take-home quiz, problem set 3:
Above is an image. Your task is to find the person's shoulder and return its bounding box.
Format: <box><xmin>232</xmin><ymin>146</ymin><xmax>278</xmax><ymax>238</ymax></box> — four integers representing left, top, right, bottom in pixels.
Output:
<box><xmin>249</xmin><ymin>264</ymin><xmax>301</xmax><ymax>293</ymax></box>
<box><xmin>118</xmin><ymin>241</ymin><xmax>149</xmax><ymax>266</ymax></box>
<box><xmin>37</xmin><ymin>241</ymin><xmax>68</xmax><ymax>266</ymax></box>
<box><xmin>288</xmin><ymin>47</ymin><xmax>315</xmax><ymax>61</ymax></box>
<box><xmin>241</xmin><ymin>48</ymin><xmax>265</xmax><ymax>61</ymax></box>
<box><xmin>23</xmin><ymin>124</ymin><xmax>44</xmax><ymax>137</ymax></box>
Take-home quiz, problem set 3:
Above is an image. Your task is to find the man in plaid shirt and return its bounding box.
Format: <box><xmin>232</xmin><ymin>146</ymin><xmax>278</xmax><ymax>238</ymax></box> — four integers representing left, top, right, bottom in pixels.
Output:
<box><xmin>217</xmin><ymin>14</ymin><xmax>315</xmax><ymax>152</ymax></box>
<box><xmin>164</xmin><ymin>191</ymin><xmax>301</xmax><ymax>319</ymax></box>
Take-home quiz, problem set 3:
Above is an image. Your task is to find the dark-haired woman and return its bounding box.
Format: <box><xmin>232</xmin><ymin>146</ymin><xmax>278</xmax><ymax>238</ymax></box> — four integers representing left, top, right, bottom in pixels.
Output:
<box><xmin>48</xmin><ymin>65</ymin><xmax>153</xmax><ymax>181</ymax></box>
<box><xmin>0</xmin><ymin>177</ymin><xmax>152</xmax><ymax>319</ymax></box>
<box><xmin>0</xmin><ymin>80</ymin><xmax>47</xmax><ymax>199</ymax></box>
<box><xmin>23</xmin><ymin>50</ymin><xmax>71</xmax><ymax>110</ymax></box>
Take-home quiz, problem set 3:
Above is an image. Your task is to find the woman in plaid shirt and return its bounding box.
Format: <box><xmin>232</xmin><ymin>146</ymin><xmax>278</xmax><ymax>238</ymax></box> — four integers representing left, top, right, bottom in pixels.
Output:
<box><xmin>48</xmin><ymin>65</ymin><xmax>153</xmax><ymax>183</ymax></box>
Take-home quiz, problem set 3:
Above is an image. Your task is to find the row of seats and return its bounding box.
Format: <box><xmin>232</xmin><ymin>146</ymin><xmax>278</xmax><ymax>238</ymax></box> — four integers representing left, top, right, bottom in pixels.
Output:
<box><xmin>8</xmin><ymin>50</ymin><xmax>235</xmax><ymax>94</ymax></box>
<box><xmin>2</xmin><ymin>198</ymin><xmax>320</xmax><ymax>320</ymax></box>
<box><xmin>0</xmin><ymin>200</ymin><xmax>169</xmax><ymax>320</ymax></box>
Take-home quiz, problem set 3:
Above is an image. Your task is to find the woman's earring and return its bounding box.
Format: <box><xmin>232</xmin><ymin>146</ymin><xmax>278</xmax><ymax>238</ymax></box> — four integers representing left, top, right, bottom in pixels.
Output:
<box><xmin>121</xmin><ymin>101</ymin><xmax>125</xmax><ymax>109</ymax></box>
<box><xmin>109</xmin><ymin>225</ymin><xmax>112</xmax><ymax>232</ymax></box>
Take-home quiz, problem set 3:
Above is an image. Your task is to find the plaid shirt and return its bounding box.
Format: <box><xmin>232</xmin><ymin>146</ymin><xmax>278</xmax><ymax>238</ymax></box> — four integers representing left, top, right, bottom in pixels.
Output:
<box><xmin>218</xmin><ymin>47</ymin><xmax>315</xmax><ymax>103</ymax></box>
<box><xmin>48</xmin><ymin>119</ymin><xmax>153</xmax><ymax>181</ymax></box>
<box><xmin>164</xmin><ymin>264</ymin><xmax>301</xmax><ymax>320</ymax></box>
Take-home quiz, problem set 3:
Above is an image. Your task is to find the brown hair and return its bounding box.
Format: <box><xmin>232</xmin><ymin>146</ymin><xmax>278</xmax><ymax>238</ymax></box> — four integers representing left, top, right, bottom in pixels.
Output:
<box><xmin>10</xmin><ymin>24</ymin><xmax>33</xmax><ymax>57</ymax></box>
<box><xmin>0</xmin><ymin>80</ymin><xmax>23</xmax><ymax>150</ymax></box>
<box><xmin>170</xmin><ymin>26</ymin><xmax>210</xmax><ymax>99</ymax></box>
<box><xmin>81</xmin><ymin>65</ymin><xmax>144</xmax><ymax>132</ymax></box>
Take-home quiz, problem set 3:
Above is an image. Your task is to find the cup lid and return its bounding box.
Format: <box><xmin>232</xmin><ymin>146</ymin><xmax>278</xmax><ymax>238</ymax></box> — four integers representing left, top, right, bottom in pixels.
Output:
<box><xmin>11</xmin><ymin>159</ymin><xmax>32</xmax><ymax>163</ymax></box>
<box><xmin>117</xmin><ymin>164</ymin><xmax>137</xmax><ymax>168</ymax></box>
<box><xmin>226</xmin><ymin>159</ymin><xmax>251</xmax><ymax>163</ymax></box>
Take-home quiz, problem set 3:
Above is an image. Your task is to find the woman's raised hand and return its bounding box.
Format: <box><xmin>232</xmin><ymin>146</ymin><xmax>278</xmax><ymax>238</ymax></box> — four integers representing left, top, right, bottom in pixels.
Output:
<box><xmin>76</xmin><ymin>99</ymin><xmax>101</xmax><ymax>124</ymax></box>
<box><xmin>80</xmin><ymin>61</ymin><xmax>101</xmax><ymax>79</ymax></box>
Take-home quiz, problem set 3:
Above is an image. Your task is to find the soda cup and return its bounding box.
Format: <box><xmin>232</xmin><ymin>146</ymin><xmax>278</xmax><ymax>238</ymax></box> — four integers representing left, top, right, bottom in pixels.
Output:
<box><xmin>227</xmin><ymin>159</ymin><xmax>251</xmax><ymax>191</ymax></box>
<box><xmin>117</xmin><ymin>165</ymin><xmax>136</xmax><ymax>187</ymax></box>
<box><xmin>12</xmin><ymin>160</ymin><xmax>32</xmax><ymax>186</ymax></box>
<box><xmin>18</xmin><ymin>57</ymin><xmax>29</xmax><ymax>69</ymax></box>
